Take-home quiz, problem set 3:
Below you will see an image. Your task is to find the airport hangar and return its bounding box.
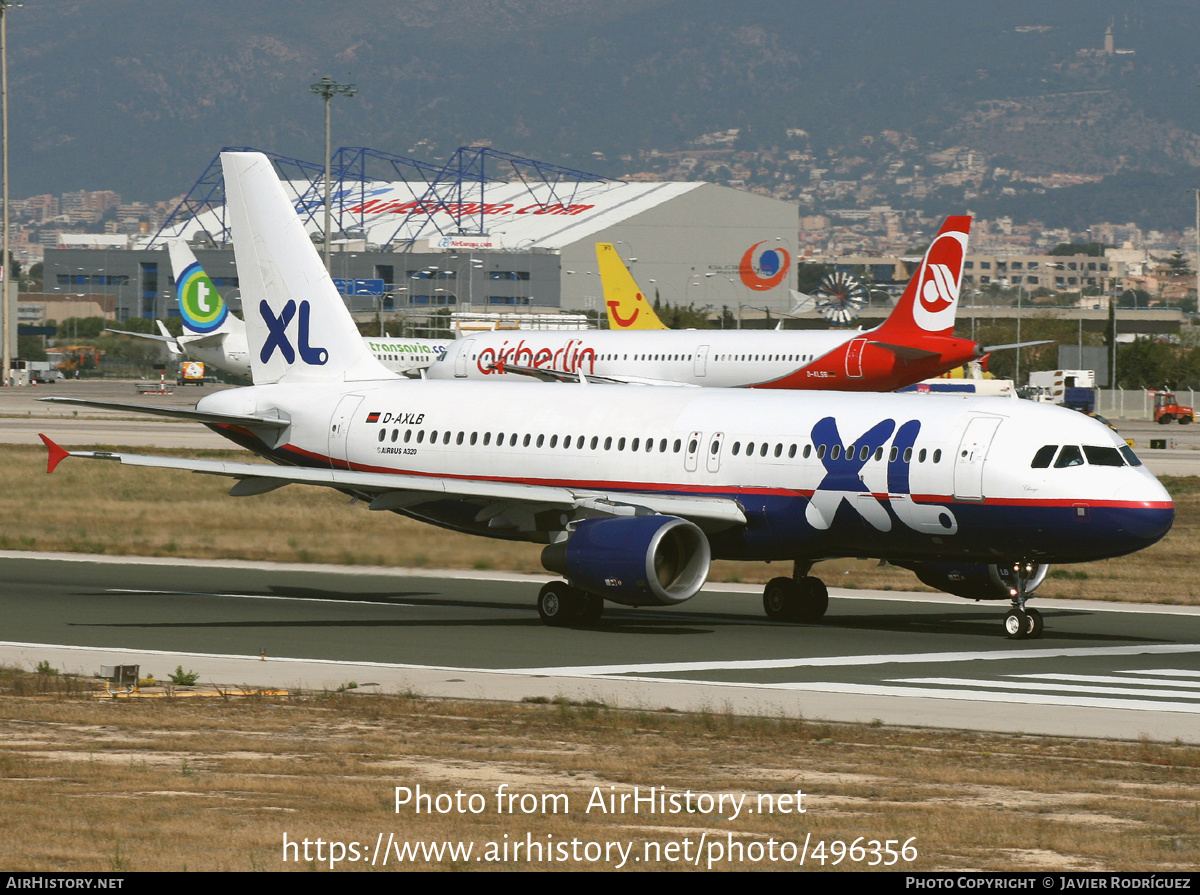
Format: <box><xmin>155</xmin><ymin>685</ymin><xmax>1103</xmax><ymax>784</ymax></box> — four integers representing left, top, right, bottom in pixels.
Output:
<box><xmin>43</xmin><ymin>147</ymin><xmax>799</xmax><ymax>325</ymax></box>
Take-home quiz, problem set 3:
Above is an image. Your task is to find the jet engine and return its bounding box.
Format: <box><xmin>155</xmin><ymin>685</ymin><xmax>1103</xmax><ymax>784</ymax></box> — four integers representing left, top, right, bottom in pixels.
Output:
<box><xmin>897</xmin><ymin>561</ymin><xmax>1048</xmax><ymax>601</ymax></box>
<box><xmin>541</xmin><ymin>515</ymin><xmax>711</xmax><ymax>607</ymax></box>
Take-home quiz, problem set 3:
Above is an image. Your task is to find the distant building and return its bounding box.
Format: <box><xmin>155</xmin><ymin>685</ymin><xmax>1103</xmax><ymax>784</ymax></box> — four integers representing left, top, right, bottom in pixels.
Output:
<box><xmin>43</xmin><ymin>148</ymin><xmax>798</xmax><ymax>322</ymax></box>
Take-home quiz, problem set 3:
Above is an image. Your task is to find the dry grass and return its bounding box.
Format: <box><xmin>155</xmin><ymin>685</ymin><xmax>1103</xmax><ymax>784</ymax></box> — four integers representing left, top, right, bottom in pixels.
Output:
<box><xmin>1</xmin><ymin>667</ymin><xmax>1197</xmax><ymax>872</ymax></box>
<box><xmin>1</xmin><ymin>444</ymin><xmax>1198</xmax><ymax>603</ymax></box>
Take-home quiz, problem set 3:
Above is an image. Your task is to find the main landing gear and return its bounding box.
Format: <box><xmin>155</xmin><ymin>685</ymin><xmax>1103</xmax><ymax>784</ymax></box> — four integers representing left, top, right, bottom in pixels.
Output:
<box><xmin>1002</xmin><ymin>561</ymin><xmax>1044</xmax><ymax>640</ymax></box>
<box><xmin>537</xmin><ymin>581</ymin><xmax>604</xmax><ymax>627</ymax></box>
<box><xmin>762</xmin><ymin>563</ymin><xmax>829</xmax><ymax>623</ymax></box>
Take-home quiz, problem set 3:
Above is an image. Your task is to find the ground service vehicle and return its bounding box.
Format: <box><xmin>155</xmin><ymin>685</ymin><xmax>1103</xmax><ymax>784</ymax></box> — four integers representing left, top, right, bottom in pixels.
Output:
<box><xmin>1154</xmin><ymin>389</ymin><xmax>1194</xmax><ymax>425</ymax></box>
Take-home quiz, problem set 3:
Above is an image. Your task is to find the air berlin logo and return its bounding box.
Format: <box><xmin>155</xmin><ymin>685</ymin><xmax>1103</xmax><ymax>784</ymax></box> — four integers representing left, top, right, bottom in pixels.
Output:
<box><xmin>739</xmin><ymin>242</ymin><xmax>790</xmax><ymax>291</ymax></box>
<box><xmin>920</xmin><ymin>264</ymin><xmax>956</xmax><ymax>313</ymax></box>
<box><xmin>912</xmin><ymin>230</ymin><xmax>966</xmax><ymax>333</ymax></box>
<box><xmin>177</xmin><ymin>262</ymin><xmax>227</xmax><ymax>334</ymax></box>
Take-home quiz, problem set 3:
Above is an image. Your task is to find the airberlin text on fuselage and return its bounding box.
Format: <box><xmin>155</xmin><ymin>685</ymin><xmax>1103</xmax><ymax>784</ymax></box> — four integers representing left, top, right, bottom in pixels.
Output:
<box><xmin>345</xmin><ymin>200</ymin><xmax>595</xmax><ymax>217</ymax></box>
<box><xmin>478</xmin><ymin>339</ymin><xmax>597</xmax><ymax>376</ymax></box>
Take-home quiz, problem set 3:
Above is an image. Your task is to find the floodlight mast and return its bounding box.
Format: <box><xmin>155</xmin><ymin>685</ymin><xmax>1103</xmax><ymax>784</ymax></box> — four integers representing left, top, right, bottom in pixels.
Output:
<box><xmin>310</xmin><ymin>75</ymin><xmax>357</xmax><ymax>273</ymax></box>
<box><xmin>0</xmin><ymin>2</ymin><xmax>20</xmax><ymax>387</ymax></box>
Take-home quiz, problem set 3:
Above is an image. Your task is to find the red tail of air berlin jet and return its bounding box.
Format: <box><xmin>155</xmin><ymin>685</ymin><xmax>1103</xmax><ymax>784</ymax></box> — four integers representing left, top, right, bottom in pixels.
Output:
<box><xmin>756</xmin><ymin>216</ymin><xmax>981</xmax><ymax>391</ymax></box>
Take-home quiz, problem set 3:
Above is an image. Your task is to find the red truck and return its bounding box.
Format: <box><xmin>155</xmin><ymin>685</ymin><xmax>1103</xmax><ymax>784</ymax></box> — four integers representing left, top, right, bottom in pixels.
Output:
<box><xmin>1154</xmin><ymin>389</ymin><xmax>1195</xmax><ymax>425</ymax></box>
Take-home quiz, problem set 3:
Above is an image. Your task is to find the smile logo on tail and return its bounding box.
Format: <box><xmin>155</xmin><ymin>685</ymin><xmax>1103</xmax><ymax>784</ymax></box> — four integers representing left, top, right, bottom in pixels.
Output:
<box><xmin>912</xmin><ymin>230</ymin><xmax>967</xmax><ymax>333</ymax></box>
<box><xmin>608</xmin><ymin>291</ymin><xmax>645</xmax><ymax>328</ymax></box>
<box><xmin>177</xmin><ymin>262</ymin><xmax>227</xmax><ymax>334</ymax></box>
<box><xmin>739</xmin><ymin>242</ymin><xmax>790</xmax><ymax>292</ymax></box>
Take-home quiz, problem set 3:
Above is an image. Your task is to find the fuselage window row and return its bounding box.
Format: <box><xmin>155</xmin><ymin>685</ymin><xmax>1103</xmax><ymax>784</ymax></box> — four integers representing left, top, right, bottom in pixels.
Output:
<box><xmin>378</xmin><ymin>428</ymin><xmax>686</xmax><ymax>454</ymax></box>
<box><xmin>377</xmin><ymin>427</ymin><xmax>952</xmax><ymax>466</ymax></box>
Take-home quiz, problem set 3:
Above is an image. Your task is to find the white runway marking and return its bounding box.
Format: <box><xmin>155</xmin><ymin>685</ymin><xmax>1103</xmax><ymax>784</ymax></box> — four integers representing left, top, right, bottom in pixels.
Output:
<box><xmin>755</xmin><ymin>682</ymin><xmax>1200</xmax><ymax>714</ymax></box>
<box><xmin>1015</xmin><ymin>672</ymin><xmax>1200</xmax><ymax>689</ymax></box>
<box><xmin>895</xmin><ymin>676</ymin><xmax>1200</xmax><ymax>701</ymax></box>
<box><xmin>506</xmin><ymin>644</ymin><xmax>1200</xmax><ymax>676</ymax></box>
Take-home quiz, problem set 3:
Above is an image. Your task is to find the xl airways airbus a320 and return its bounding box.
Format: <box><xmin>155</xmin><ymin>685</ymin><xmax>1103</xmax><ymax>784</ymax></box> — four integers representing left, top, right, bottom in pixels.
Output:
<box><xmin>39</xmin><ymin>152</ymin><xmax>1173</xmax><ymax>639</ymax></box>
<box><xmin>429</xmin><ymin>216</ymin><xmax>1005</xmax><ymax>391</ymax></box>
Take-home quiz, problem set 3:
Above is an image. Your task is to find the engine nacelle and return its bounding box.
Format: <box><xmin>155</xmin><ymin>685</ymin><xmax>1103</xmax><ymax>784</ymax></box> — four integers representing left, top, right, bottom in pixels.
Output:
<box><xmin>541</xmin><ymin>515</ymin><xmax>711</xmax><ymax>607</ymax></box>
<box><xmin>897</xmin><ymin>561</ymin><xmax>1049</xmax><ymax>601</ymax></box>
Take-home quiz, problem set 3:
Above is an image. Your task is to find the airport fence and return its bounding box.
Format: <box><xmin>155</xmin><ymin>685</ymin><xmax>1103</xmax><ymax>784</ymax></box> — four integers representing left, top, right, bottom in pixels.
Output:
<box><xmin>1096</xmin><ymin>389</ymin><xmax>1197</xmax><ymax>421</ymax></box>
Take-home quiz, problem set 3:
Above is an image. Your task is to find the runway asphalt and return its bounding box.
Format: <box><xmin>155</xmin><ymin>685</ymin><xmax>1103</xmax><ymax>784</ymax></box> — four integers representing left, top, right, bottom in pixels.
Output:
<box><xmin>3</xmin><ymin>552</ymin><xmax>1199</xmax><ymax>743</ymax></box>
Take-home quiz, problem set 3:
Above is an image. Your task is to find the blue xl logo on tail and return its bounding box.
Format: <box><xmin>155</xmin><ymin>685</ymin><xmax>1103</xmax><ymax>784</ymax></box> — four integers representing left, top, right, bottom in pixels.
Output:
<box><xmin>260</xmin><ymin>300</ymin><xmax>328</xmax><ymax>365</ymax></box>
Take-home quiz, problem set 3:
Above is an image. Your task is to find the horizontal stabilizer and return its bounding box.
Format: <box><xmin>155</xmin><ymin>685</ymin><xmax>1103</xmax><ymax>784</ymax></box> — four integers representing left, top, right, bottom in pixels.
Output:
<box><xmin>982</xmin><ymin>339</ymin><xmax>1056</xmax><ymax>352</ymax></box>
<box><xmin>869</xmin><ymin>340</ymin><xmax>941</xmax><ymax>361</ymax></box>
<box><xmin>38</xmin><ymin>396</ymin><xmax>290</xmax><ymax>430</ymax></box>
<box><xmin>179</xmin><ymin>331</ymin><xmax>229</xmax><ymax>349</ymax></box>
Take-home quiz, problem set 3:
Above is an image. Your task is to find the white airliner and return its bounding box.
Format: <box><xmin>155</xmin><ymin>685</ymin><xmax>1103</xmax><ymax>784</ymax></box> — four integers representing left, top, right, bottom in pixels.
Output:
<box><xmin>430</xmin><ymin>216</ymin><xmax>1029</xmax><ymax>392</ymax></box>
<box><xmin>39</xmin><ymin>152</ymin><xmax>1173</xmax><ymax>640</ymax></box>
<box><xmin>110</xmin><ymin>240</ymin><xmax>451</xmax><ymax>379</ymax></box>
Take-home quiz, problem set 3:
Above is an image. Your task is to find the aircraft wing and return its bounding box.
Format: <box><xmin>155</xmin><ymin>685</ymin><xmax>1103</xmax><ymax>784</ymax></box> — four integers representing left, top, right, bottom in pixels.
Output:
<box><xmin>39</xmin><ymin>436</ymin><xmax>746</xmax><ymax>530</ymax></box>
<box><xmin>107</xmin><ymin>327</ymin><xmax>176</xmax><ymax>345</ymax></box>
<box><xmin>107</xmin><ymin>327</ymin><xmax>184</xmax><ymax>356</ymax></box>
<box><xmin>495</xmin><ymin>361</ymin><xmax>698</xmax><ymax>388</ymax></box>
<box><xmin>38</xmin><ymin>397</ymin><xmax>290</xmax><ymax>430</ymax></box>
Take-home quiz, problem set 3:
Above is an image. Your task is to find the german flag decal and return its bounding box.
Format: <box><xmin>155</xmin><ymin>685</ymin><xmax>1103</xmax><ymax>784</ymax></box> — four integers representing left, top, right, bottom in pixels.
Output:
<box><xmin>366</xmin><ymin>411</ymin><xmax>381</xmax><ymax>423</ymax></box>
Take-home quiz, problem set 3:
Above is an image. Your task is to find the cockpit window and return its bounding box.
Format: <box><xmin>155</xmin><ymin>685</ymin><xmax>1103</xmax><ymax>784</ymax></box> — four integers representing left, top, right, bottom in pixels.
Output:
<box><xmin>1120</xmin><ymin>445</ymin><xmax>1143</xmax><ymax>467</ymax></box>
<box><xmin>1083</xmin><ymin>445</ymin><xmax>1124</xmax><ymax>467</ymax></box>
<box><xmin>1031</xmin><ymin>445</ymin><xmax>1057</xmax><ymax>468</ymax></box>
<box><xmin>1054</xmin><ymin>445</ymin><xmax>1084</xmax><ymax>468</ymax></box>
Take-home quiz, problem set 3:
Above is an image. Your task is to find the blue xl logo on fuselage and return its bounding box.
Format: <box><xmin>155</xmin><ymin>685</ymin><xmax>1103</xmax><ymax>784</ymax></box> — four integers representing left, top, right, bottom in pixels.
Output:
<box><xmin>259</xmin><ymin>300</ymin><xmax>328</xmax><ymax>366</ymax></box>
<box><xmin>805</xmin><ymin>416</ymin><xmax>957</xmax><ymax>535</ymax></box>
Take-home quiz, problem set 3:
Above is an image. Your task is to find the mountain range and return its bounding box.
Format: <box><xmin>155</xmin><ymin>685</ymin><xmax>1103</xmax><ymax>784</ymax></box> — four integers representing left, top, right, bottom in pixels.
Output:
<box><xmin>11</xmin><ymin>0</ymin><xmax>1200</xmax><ymax>229</ymax></box>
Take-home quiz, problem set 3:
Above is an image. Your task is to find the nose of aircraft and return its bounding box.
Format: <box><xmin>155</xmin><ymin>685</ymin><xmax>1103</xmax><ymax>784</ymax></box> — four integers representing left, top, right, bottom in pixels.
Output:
<box><xmin>1114</xmin><ymin>473</ymin><xmax>1174</xmax><ymax>548</ymax></box>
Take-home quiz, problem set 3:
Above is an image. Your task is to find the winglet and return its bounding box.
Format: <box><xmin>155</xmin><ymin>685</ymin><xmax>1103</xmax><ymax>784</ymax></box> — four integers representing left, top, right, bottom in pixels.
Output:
<box><xmin>39</xmin><ymin>434</ymin><xmax>70</xmax><ymax>474</ymax></box>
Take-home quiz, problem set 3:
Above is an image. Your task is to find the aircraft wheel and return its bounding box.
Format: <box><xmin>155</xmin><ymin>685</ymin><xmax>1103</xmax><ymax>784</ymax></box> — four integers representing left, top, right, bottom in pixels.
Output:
<box><xmin>763</xmin><ymin>577</ymin><xmax>797</xmax><ymax>621</ymax></box>
<box><xmin>1003</xmin><ymin>609</ymin><xmax>1027</xmax><ymax>640</ymax></box>
<box><xmin>1023</xmin><ymin>607</ymin><xmax>1044</xmax><ymax>639</ymax></box>
<box><xmin>575</xmin><ymin>593</ymin><xmax>605</xmax><ymax>627</ymax></box>
<box><xmin>796</xmin><ymin>576</ymin><xmax>829</xmax><ymax>623</ymax></box>
<box><xmin>538</xmin><ymin>582</ymin><xmax>578</xmax><ymax>627</ymax></box>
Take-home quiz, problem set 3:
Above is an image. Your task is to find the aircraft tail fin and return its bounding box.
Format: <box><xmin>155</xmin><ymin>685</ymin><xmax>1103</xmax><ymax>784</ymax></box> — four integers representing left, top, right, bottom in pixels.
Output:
<box><xmin>596</xmin><ymin>243</ymin><xmax>668</xmax><ymax>330</ymax></box>
<box><xmin>221</xmin><ymin>151</ymin><xmax>392</xmax><ymax>386</ymax></box>
<box><xmin>168</xmin><ymin>239</ymin><xmax>240</xmax><ymax>338</ymax></box>
<box><xmin>871</xmin><ymin>216</ymin><xmax>971</xmax><ymax>343</ymax></box>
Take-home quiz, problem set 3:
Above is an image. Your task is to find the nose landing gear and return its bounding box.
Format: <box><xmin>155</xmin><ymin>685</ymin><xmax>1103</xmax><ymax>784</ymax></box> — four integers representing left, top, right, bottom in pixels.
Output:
<box><xmin>1003</xmin><ymin>562</ymin><xmax>1044</xmax><ymax>640</ymax></box>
